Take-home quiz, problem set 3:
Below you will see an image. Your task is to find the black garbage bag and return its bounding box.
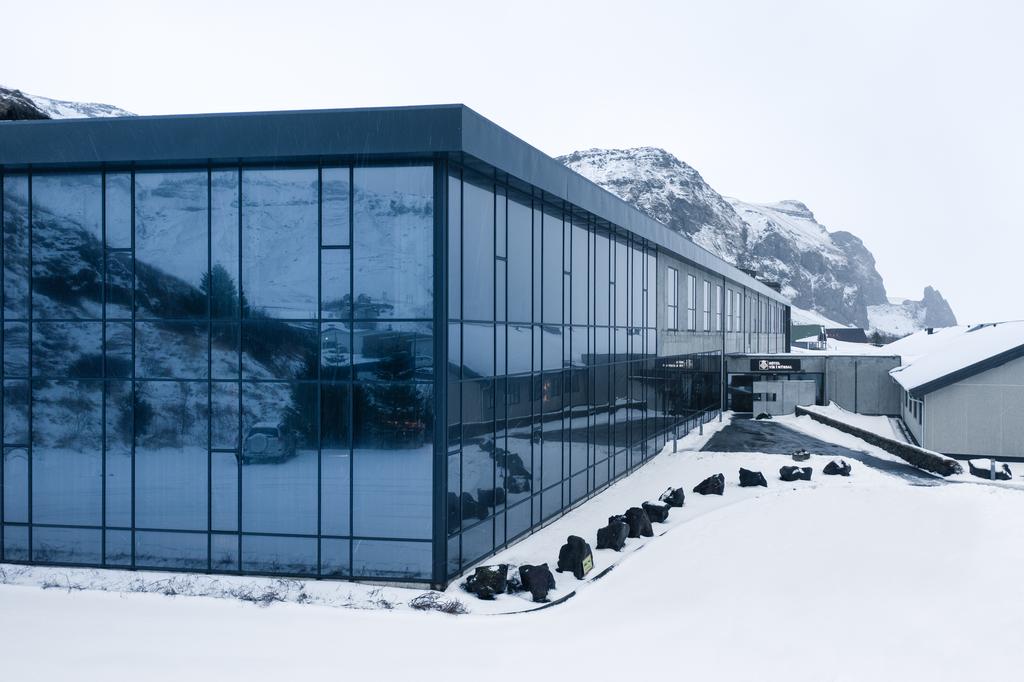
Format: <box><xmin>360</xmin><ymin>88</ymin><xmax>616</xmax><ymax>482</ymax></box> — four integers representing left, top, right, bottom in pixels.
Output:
<box><xmin>623</xmin><ymin>507</ymin><xmax>654</xmax><ymax>538</ymax></box>
<box><xmin>642</xmin><ymin>501</ymin><xmax>670</xmax><ymax>523</ymax></box>
<box><xmin>693</xmin><ymin>473</ymin><xmax>725</xmax><ymax>495</ymax></box>
<box><xmin>464</xmin><ymin>564</ymin><xmax>509</xmax><ymax>600</ymax></box>
<box><xmin>739</xmin><ymin>467</ymin><xmax>768</xmax><ymax>487</ymax></box>
<box><xmin>596</xmin><ymin>517</ymin><xmax>629</xmax><ymax>551</ymax></box>
<box><xmin>823</xmin><ymin>460</ymin><xmax>852</xmax><ymax>476</ymax></box>
<box><xmin>791</xmin><ymin>449</ymin><xmax>811</xmax><ymax>461</ymax></box>
<box><xmin>967</xmin><ymin>459</ymin><xmax>1012</xmax><ymax>481</ymax></box>
<box><xmin>755</xmin><ymin>412</ymin><xmax>773</xmax><ymax>420</ymax></box>
<box><xmin>780</xmin><ymin>465</ymin><xmax>813</xmax><ymax>481</ymax></box>
<box><xmin>659</xmin><ymin>487</ymin><xmax>686</xmax><ymax>507</ymax></box>
<box><xmin>556</xmin><ymin>535</ymin><xmax>595</xmax><ymax>580</ymax></box>
<box><xmin>518</xmin><ymin>563</ymin><xmax>556</xmax><ymax>603</ymax></box>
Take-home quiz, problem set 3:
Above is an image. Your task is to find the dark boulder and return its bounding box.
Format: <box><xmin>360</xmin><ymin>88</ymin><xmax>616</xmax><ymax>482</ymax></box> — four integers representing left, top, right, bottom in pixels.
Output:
<box><xmin>791</xmin><ymin>449</ymin><xmax>811</xmax><ymax>461</ymax></box>
<box><xmin>739</xmin><ymin>467</ymin><xmax>768</xmax><ymax>487</ymax></box>
<box><xmin>823</xmin><ymin>460</ymin><xmax>852</xmax><ymax>476</ymax></box>
<box><xmin>556</xmin><ymin>535</ymin><xmax>595</xmax><ymax>580</ymax></box>
<box><xmin>780</xmin><ymin>465</ymin><xmax>813</xmax><ymax>481</ymax></box>
<box><xmin>967</xmin><ymin>459</ymin><xmax>1012</xmax><ymax>481</ymax></box>
<box><xmin>642</xmin><ymin>501</ymin><xmax>671</xmax><ymax>523</ymax></box>
<box><xmin>518</xmin><ymin>563</ymin><xmax>556</xmax><ymax>603</ymax></box>
<box><xmin>623</xmin><ymin>507</ymin><xmax>654</xmax><ymax>538</ymax></box>
<box><xmin>693</xmin><ymin>473</ymin><xmax>725</xmax><ymax>495</ymax></box>
<box><xmin>464</xmin><ymin>564</ymin><xmax>509</xmax><ymax>600</ymax></box>
<box><xmin>755</xmin><ymin>413</ymin><xmax>773</xmax><ymax>420</ymax></box>
<box><xmin>659</xmin><ymin>487</ymin><xmax>686</xmax><ymax>507</ymax></box>
<box><xmin>596</xmin><ymin>517</ymin><xmax>629</xmax><ymax>551</ymax></box>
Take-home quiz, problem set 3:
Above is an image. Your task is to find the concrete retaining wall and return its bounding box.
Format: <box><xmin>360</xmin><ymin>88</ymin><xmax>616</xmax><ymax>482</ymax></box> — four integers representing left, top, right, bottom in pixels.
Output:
<box><xmin>794</xmin><ymin>406</ymin><xmax>963</xmax><ymax>477</ymax></box>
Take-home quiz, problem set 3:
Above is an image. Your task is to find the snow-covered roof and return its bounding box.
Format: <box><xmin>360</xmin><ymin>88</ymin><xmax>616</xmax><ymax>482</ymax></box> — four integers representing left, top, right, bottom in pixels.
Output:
<box><xmin>888</xmin><ymin>321</ymin><xmax>1024</xmax><ymax>395</ymax></box>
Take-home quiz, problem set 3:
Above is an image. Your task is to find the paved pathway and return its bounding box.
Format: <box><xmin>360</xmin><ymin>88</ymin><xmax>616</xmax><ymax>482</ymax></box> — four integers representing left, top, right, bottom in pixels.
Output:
<box><xmin>700</xmin><ymin>419</ymin><xmax>941</xmax><ymax>485</ymax></box>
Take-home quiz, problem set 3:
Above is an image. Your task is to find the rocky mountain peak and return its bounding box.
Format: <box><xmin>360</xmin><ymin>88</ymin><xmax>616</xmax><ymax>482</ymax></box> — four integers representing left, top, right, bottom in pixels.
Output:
<box><xmin>561</xmin><ymin>146</ymin><xmax>956</xmax><ymax>336</ymax></box>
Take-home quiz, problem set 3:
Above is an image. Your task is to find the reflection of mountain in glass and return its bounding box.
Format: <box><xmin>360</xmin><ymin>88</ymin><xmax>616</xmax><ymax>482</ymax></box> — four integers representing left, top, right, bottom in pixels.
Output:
<box><xmin>19</xmin><ymin>168</ymin><xmax>433</xmax><ymax>458</ymax></box>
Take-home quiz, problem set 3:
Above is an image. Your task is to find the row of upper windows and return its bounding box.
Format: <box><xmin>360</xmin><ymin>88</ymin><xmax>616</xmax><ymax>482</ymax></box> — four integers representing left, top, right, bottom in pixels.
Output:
<box><xmin>665</xmin><ymin>266</ymin><xmax>786</xmax><ymax>334</ymax></box>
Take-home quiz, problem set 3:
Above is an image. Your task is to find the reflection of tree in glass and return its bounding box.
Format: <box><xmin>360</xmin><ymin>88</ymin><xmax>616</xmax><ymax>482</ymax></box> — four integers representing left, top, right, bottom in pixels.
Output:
<box><xmin>119</xmin><ymin>387</ymin><xmax>154</xmax><ymax>442</ymax></box>
<box><xmin>201</xmin><ymin>264</ymin><xmax>249</xmax><ymax>318</ymax></box>
<box><xmin>361</xmin><ymin>350</ymin><xmax>429</xmax><ymax>448</ymax></box>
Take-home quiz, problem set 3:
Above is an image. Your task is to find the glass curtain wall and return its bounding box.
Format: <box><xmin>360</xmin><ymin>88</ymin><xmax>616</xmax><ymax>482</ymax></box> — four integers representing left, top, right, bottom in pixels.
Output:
<box><xmin>0</xmin><ymin>164</ymin><xmax>435</xmax><ymax>581</ymax></box>
<box><xmin>444</xmin><ymin>165</ymin><xmax>721</xmax><ymax>578</ymax></box>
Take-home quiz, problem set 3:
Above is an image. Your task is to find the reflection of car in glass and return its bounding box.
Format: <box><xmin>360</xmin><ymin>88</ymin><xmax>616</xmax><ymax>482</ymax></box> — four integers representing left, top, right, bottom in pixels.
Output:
<box><xmin>242</xmin><ymin>421</ymin><xmax>297</xmax><ymax>463</ymax></box>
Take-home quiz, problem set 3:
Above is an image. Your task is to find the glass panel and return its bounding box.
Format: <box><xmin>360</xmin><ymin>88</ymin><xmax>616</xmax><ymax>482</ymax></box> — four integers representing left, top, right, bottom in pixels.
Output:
<box><xmin>31</xmin><ymin>380</ymin><xmax>102</xmax><ymax>526</ymax></box>
<box><xmin>321</xmin><ymin>538</ymin><xmax>350</xmax><ymax>577</ymax></box>
<box><xmin>32</xmin><ymin>321</ymin><xmax>102</xmax><ymax>377</ymax></box>
<box><xmin>2</xmin><ymin>525</ymin><xmax>29</xmax><ymax>562</ymax></box>
<box><xmin>461</xmin><ymin>378</ymin><xmax>494</xmax><ymax>528</ymax></box>
<box><xmin>242</xmin><ymin>320</ymin><xmax>317</xmax><ymax>381</ymax></box>
<box><xmin>134</xmin><ymin>381</ymin><xmax>208</xmax><ymax>530</ymax></box>
<box><xmin>3</xmin><ymin>447</ymin><xmax>29</xmax><ymax>523</ymax></box>
<box><xmin>3</xmin><ymin>175</ymin><xmax>29</xmax><ymax>319</ymax></box>
<box><xmin>135</xmin><ymin>170</ymin><xmax>208</xmax><ymax>319</ymax></box>
<box><xmin>104</xmin><ymin>322</ymin><xmax>132</xmax><ymax>378</ymax></box>
<box><xmin>542</xmin><ymin>210</ymin><xmax>562</xmax><ymax>324</ymax></box>
<box><xmin>32</xmin><ymin>526</ymin><xmax>101</xmax><ymax>565</ymax></box>
<box><xmin>135</xmin><ymin>531</ymin><xmax>207</xmax><ymax>570</ymax></box>
<box><xmin>320</xmin><ymin>321</ymin><xmax>352</xmax><ymax>381</ymax></box>
<box><xmin>461</xmin><ymin>178</ymin><xmax>494</xmax><ymax>321</ymax></box>
<box><xmin>507</xmin><ymin>325</ymin><xmax>531</xmax><ymax>375</ymax></box>
<box><xmin>211</xmin><ymin>322</ymin><xmax>240</xmax><ymax>379</ymax></box>
<box><xmin>105</xmin><ymin>251</ymin><xmax>133</xmax><ymax>320</ymax></box>
<box><xmin>462</xmin><ymin>519</ymin><xmax>494</xmax><ymax>567</ymax></box>
<box><xmin>105</xmin><ymin>529</ymin><xmax>132</xmax><ymax>566</ymax></box>
<box><xmin>211</xmin><ymin>450</ymin><xmax>239</xmax><ymax>532</ymax></box>
<box><xmin>211</xmin><ymin>534</ymin><xmax>239</xmax><ymax>572</ymax></box>
<box><xmin>211</xmin><ymin>169</ymin><xmax>240</xmax><ymax>319</ymax></box>
<box><xmin>321</xmin><ymin>248</ymin><xmax>350</xmax><ymax>319</ymax></box>
<box><xmin>507</xmin><ymin>195</ymin><xmax>531</xmax><ymax>323</ymax></box>
<box><xmin>595</xmin><ymin>231</ymin><xmax>609</xmax><ymax>326</ymax></box>
<box><xmin>135</xmin><ymin>321</ymin><xmax>208</xmax><ymax>379</ymax></box>
<box><xmin>322</xmin><ymin>166</ymin><xmax>350</xmax><ymax>246</ymax></box>
<box><xmin>352</xmin><ymin>539</ymin><xmax>430</xmax><ymax>580</ymax></box>
<box><xmin>352</xmin><ymin>321</ymin><xmax>432</xmax><ymax>382</ymax></box>
<box><xmin>242</xmin><ymin>168</ymin><xmax>318</xmax><ymax>319</ymax></box>
<box><xmin>241</xmin><ymin>382</ymin><xmax>318</xmax><ymax>535</ymax></box>
<box><xmin>462</xmin><ymin>322</ymin><xmax>493</xmax><ymax>378</ymax></box>
<box><xmin>447</xmin><ymin>173</ymin><xmax>461</xmax><ymax>319</ymax></box>
<box><xmin>241</xmin><ymin>535</ymin><xmax>317</xmax><ymax>575</ymax></box>
<box><xmin>3</xmin><ymin>322</ymin><xmax>29</xmax><ymax>376</ymax></box>
<box><xmin>321</xmin><ymin>383</ymin><xmax>351</xmax><ymax>536</ymax></box>
<box><xmin>105</xmin><ymin>173</ymin><xmax>132</xmax><ymax>249</ymax></box>
<box><xmin>353</xmin><ymin>165</ymin><xmax>433</xmax><ymax>319</ymax></box>
<box><xmin>571</xmin><ymin>222</ymin><xmax>588</xmax><ymax>325</ymax></box>
<box><xmin>211</xmin><ymin>381</ymin><xmax>240</xmax><ymax>450</ymax></box>
<box><xmin>352</xmin><ymin>382</ymin><xmax>433</xmax><ymax>539</ymax></box>
<box><xmin>104</xmin><ymin>381</ymin><xmax>132</xmax><ymax>528</ymax></box>
<box><xmin>31</xmin><ymin>173</ymin><xmax>103</xmax><ymax>319</ymax></box>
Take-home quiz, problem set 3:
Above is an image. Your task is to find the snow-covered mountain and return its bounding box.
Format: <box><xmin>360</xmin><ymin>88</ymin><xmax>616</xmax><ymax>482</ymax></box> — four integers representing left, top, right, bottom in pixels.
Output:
<box><xmin>0</xmin><ymin>85</ymin><xmax>133</xmax><ymax>120</ymax></box>
<box><xmin>559</xmin><ymin>147</ymin><xmax>956</xmax><ymax>336</ymax></box>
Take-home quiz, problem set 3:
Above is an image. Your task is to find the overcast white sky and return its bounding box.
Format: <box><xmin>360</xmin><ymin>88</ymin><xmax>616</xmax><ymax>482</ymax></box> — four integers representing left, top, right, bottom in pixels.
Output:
<box><xmin>6</xmin><ymin>0</ymin><xmax>1022</xmax><ymax>323</ymax></box>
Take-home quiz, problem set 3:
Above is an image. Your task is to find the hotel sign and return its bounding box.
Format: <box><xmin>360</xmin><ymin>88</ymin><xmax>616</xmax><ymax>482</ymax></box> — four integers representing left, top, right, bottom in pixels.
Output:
<box><xmin>750</xmin><ymin>358</ymin><xmax>801</xmax><ymax>372</ymax></box>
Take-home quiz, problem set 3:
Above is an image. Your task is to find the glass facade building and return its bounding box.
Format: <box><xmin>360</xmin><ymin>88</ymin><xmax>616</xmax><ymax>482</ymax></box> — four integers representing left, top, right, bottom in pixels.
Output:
<box><xmin>0</xmin><ymin>106</ymin><xmax>789</xmax><ymax>585</ymax></box>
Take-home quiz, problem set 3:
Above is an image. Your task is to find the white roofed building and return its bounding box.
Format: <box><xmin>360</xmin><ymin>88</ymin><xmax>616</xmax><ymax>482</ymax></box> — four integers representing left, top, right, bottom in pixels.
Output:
<box><xmin>889</xmin><ymin>321</ymin><xmax>1024</xmax><ymax>460</ymax></box>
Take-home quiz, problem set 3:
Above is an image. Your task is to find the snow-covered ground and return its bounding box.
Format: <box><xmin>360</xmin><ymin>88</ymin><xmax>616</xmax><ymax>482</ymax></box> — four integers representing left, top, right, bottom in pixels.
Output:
<box><xmin>798</xmin><ymin>402</ymin><xmax>899</xmax><ymax>439</ymax></box>
<box><xmin>3</xmin><ymin>415</ymin><xmax>1024</xmax><ymax>680</ymax></box>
